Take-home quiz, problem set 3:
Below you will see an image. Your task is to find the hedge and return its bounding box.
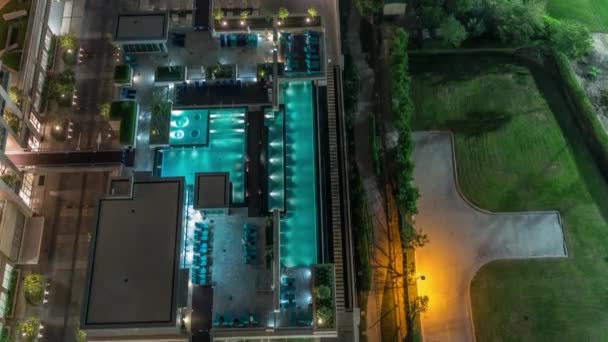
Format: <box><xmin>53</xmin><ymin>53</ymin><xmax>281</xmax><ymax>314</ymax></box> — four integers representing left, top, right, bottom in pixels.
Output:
<box><xmin>113</xmin><ymin>65</ymin><xmax>133</xmax><ymax>84</ymax></box>
<box><xmin>3</xmin><ymin>270</ymin><xmax>17</xmax><ymax>317</ymax></box>
<box><xmin>110</xmin><ymin>101</ymin><xmax>138</xmax><ymax>146</ymax></box>
<box><xmin>155</xmin><ymin>66</ymin><xmax>185</xmax><ymax>82</ymax></box>
<box><xmin>553</xmin><ymin>52</ymin><xmax>608</xmax><ymax>174</ymax></box>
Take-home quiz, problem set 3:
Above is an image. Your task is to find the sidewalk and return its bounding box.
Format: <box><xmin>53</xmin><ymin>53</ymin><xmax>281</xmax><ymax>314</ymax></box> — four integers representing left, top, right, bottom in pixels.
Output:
<box><xmin>346</xmin><ymin>4</ymin><xmax>406</xmax><ymax>342</ymax></box>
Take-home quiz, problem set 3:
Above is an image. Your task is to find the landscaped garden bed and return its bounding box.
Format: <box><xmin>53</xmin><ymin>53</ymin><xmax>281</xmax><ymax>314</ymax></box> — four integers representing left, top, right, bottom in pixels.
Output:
<box><xmin>110</xmin><ymin>101</ymin><xmax>138</xmax><ymax>146</ymax></box>
<box><xmin>149</xmin><ymin>90</ymin><xmax>171</xmax><ymax>145</ymax></box>
<box><xmin>3</xmin><ymin>269</ymin><xmax>18</xmax><ymax>318</ymax></box>
<box><xmin>256</xmin><ymin>62</ymin><xmax>285</xmax><ymax>79</ymax></box>
<box><xmin>114</xmin><ymin>65</ymin><xmax>133</xmax><ymax>85</ymax></box>
<box><xmin>313</xmin><ymin>264</ymin><xmax>336</xmax><ymax>330</ymax></box>
<box><xmin>154</xmin><ymin>66</ymin><xmax>186</xmax><ymax>83</ymax></box>
<box><xmin>206</xmin><ymin>64</ymin><xmax>236</xmax><ymax>80</ymax></box>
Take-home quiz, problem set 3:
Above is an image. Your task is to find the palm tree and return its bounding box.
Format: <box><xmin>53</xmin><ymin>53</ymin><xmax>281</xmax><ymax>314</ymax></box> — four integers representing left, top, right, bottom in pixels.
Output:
<box><xmin>307</xmin><ymin>7</ymin><xmax>318</xmax><ymax>18</ymax></box>
<box><xmin>278</xmin><ymin>7</ymin><xmax>289</xmax><ymax>21</ymax></box>
<box><xmin>213</xmin><ymin>7</ymin><xmax>224</xmax><ymax>21</ymax></box>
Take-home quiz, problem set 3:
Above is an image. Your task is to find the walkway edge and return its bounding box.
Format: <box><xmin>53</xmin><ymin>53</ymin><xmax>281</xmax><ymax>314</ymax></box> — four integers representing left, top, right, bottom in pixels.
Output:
<box><xmin>414</xmin><ymin>130</ymin><xmax>569</xmax><ymax>342</ymax></box>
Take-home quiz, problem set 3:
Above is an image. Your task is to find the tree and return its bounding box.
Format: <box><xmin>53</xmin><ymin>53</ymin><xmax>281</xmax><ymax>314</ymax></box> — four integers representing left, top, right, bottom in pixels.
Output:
<box><xmin>440</xmin><ymin>15</ymin><xmax>468</xmax><ymax>47</ymax></box>
<box><xmin>278</xmin><ymin>7</ymin><xmax>289</xmax><ymax>21</ymax></box>
<box><xmin>99</xmin><ymin>102</ymin><xmax>111</xmax><ymax>119</ymax></box>
<box><xmin>407</xmin><ymin>295</ymin><xmax>429</xmax><ymax>321</ymax></box>
<box><xmin>488</xmin><ymin>0</ymin><xmax>545</xmax><ymax>44</ymax></box>
<box><xmin>24</xmin><ymin>274</ymin><xmax>45</xmax><ymax>305</ymax></box>
<box><xmin>544</xmin><ymin>16</ymin><xmax>592</xmax><ymax>58</ymax></box>
<box><xmin>417</xmin><ymin>0</ymin><xmax>446</xmax><ymax>29</ymax></box>
<box><xmin>19</xmin><ymin>316</ymin><xmax>39</xmax><ymax>342</ymax></box>
<box><xmin>8</xmin><ymin>86</ymin><xmax>21</xmax><ymax>105</ymax></box>
<box><xmin>402</xmin><ymin>221</ymin><xmax>428</xmax><ymax>249</ymax></box>
<box><xmin>356</xmin><ymin>0</ymin><xmax>383</xmax><ymax>21</ymax></box>
<box><xmin>58</xmin><ymin>34</ymin><xmax>76</xmax><ymax>51</ymax></box>
<box><xmin>75</xmin><ymin>328</ymin><xmax>87</xmax><ymax>342</ymax></box>
<box><xmin>240</xmin><ymin>10</ymin><xmax>249</xmax><ymax>20</ymax></box>
<box><xmin>213</xmin><ymin>8</ymin><xmax>224</xmax><ymax>21</ymax></box>
<box><xmin>308</xmin><ymin>6</ymin><xmax>318</xmax><ymax>18</ymax></box>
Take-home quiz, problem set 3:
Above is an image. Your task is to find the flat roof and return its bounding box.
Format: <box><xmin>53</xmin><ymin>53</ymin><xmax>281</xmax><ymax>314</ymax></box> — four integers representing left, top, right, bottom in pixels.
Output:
<box><xmin>115</xmin><ymin>12</ymin><xmax>168</xmax><ymax>41</ymax></box>
<box><xmin>194</xmin><ymin>172</ymin><xmax>230</xmax><ymax>209</ymax></box>
<box><xmin>82</xmin><ymin>178</ymin><xmax>184</xmax><ymax>328</ymax></box>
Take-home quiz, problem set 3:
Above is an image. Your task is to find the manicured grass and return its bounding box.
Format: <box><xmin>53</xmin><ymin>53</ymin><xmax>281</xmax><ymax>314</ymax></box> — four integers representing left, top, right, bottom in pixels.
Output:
<box><xmin>547</xmin><ymin>0</ymin><xmax>608</xmax><ymax>32</ymax></box>
<box><xmin>411</xmin><ymin>53</ymin><xmax>608</xmax><ymax>341</ymax></box>
<box><xmin>110</xmin><ymin>101</ymin><xmax>138</xmax><ymax>146</ymax></box>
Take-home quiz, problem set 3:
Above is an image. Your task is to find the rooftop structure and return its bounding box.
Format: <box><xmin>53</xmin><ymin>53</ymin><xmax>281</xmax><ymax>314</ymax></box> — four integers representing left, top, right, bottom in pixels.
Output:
<box><xmin>82</xmin><ymin>177</ymin><xmax>188</xmax><ymax>338</ymax></box>
<box><xmin>114</xmin><ymin>12</ymin><xmax>169</xmax><ymax>53</ymax></box>
<box><xmin>194</xmin><ymin>172</ymin><xmax>231</xmax><ymax>210</ymax></box>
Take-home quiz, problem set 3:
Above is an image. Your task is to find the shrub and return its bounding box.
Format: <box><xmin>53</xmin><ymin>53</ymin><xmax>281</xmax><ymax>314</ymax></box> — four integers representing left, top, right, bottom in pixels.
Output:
<box><xmin>554</xmin><ymin>52</ymin><xmax>608</xmax><ymax>175</ymax></box>
<box><xmin>99</xmin><ymin>102</ymin><xmax>111</xmax><ymax>119</ymax></box>
<box><xmin>544</xmin><ymin>16</ymin><xmax>592</xmax><ymax>59</ymax></box>
<box><xmin>58</xmin><ymin>34</ymin><xmax>76</xmax><ymax>51</ymax></box>
<box><xmin>440</xmin><ymin>15</ymin><xmax>468</xmax><ymax>47</ymax></box>
<box><xmin>4</xmin><ymin>111</ymin><xmax>21</xmax><ymax>134</ymax></box>
<box><xmin>8</xmin><ymin>86</ymin><xmax>21</xmax><ymax>105</ymax></box>
<box><xmin>62</xmin><ymin>49</ymin><xmax>77</xmax><ymax>65</ymax></box>
<box><xmin>18</xmin><ymin>317</ymin><xmax>39</xmax><ymax>342</ymax></box>
<box><xmin>24</xmin><ymin>274</ymin><xmax>45</xmax><ymax>306</ymax></box>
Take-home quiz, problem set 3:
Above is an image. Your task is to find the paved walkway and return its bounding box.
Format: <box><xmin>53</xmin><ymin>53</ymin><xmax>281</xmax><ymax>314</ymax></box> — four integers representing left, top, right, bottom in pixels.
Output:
<box><xmin>412</xmin><ymin>132</ymin><xmax>567</xmax><ymax>342</ymax></box>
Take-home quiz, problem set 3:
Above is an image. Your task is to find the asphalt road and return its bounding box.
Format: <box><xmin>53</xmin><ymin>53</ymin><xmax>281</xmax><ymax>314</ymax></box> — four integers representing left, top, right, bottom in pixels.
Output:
<box><xmin>412</xmin><ymin>132</ymin><xmax>567</xmax><ymax>342</ymax></box>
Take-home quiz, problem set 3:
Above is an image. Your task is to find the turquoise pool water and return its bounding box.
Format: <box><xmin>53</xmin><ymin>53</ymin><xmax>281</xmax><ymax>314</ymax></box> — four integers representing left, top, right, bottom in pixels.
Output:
<box><xmin>266</xmin><ymin>108</ymin><xmax>285</xmax><ymax>212</ymax></box>
<box><xmin>280</xmin><ymin>81</ymin><xmax>317</xmax><ymax>267</ymax></box>
<box><xmin>161</xmin><ymin>108</ymin><xmax>247</xmax><ymax>203</ymax></box>
<box><xmin>170</xmin><ymin>109</ymin><xmax>209</xmax><ymax>146</ymax></box>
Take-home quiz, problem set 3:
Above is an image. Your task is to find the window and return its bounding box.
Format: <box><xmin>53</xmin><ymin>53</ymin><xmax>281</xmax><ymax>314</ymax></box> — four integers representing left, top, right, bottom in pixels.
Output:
<box><xmin>2</xmin><ymin>265</ymin><xmax>12</xmax><ymax>290</ymax></box>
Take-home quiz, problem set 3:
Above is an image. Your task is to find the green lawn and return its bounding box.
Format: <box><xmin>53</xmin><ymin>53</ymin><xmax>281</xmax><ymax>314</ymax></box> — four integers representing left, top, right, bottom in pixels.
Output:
<box><xmin>547</xmin><ymin>0</ymin><xmax>608</xmax><ymax>32</ymax></box>
<box><xmin>410</xmin><ymin>53</ymin><xmax>608</xmax><ymax>341</ymax></box>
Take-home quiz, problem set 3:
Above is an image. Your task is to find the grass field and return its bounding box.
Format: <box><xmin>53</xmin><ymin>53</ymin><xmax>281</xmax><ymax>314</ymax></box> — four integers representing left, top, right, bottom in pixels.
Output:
<box><xmin>547</xmin><ymin>0</ymin><xmax>608</xmax><ymax>32</ymax></box>
<box><xmin>410</xmin><ymin>53</ymin><xmax>608</xmax><ymax>341</ymax></box>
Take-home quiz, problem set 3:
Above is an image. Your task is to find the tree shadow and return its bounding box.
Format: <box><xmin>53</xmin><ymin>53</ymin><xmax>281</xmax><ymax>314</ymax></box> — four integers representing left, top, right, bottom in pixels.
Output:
<box><xmin>527</xmin><ymin>57</ymin><xmax>608</xmax><ymax>224</ymax></box>
<box><xmin>443</xmin><ymin>110</ymin><xmax>513</xmax><ymax>137</ymax></box>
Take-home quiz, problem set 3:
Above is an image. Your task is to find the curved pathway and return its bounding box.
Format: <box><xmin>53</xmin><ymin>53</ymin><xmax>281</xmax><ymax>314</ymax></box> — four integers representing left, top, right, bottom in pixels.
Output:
<box><xmin>412</xmin><ymin>132</ymin><xmax>567</xmax><ymax>342</ymax></box>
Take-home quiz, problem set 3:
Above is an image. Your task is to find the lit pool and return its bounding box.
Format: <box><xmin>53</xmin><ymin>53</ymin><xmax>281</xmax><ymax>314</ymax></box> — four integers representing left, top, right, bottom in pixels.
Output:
<box><xmin>280</xmin><ymin>81</ymin><xmax>317</xmax><ymax>267</ymax></box>
<box><xmin>170</xmin><ymin>109</ymin><xmax>209</xmax><ymax>146</ymax></box>
<box><xmin>160</xmin><ymin>108</ymin><xmax>247</xmax><ymax>203</ymax></box>
<box><xmin>266</xmin><ymin>108</ymin><xmax>285</xmax><ymax>212</ymax></box>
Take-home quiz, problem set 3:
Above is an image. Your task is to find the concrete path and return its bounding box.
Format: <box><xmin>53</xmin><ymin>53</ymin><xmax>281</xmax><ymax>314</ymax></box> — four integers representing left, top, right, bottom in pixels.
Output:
<box><xmin>412</xmin><ymin>132</ymin><xmax>567</xmax><ymax>342</ymax></box>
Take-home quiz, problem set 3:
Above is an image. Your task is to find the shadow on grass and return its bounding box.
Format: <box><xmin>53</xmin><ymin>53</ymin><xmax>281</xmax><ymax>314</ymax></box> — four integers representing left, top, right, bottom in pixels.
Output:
<box><xmin>444</xmin><ymin>110</ymin><xmax>513</xmax><ymax>137</ymax></box>
<box><xmin>527</xmin><ymin>58</ymin><xmax>608</xmax><ymax>224</ymax></box>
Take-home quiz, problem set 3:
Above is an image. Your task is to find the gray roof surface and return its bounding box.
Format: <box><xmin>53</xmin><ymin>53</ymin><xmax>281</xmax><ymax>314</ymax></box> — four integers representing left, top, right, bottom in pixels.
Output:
<box><xmin>84</xmin><ymin>179</ymin><xmax>183</xmax><ymax>327</ymax></box>
<box><xmin>115</xmin><ymin>13</ymin><xmax>167</xmax><ymax>41</ymax></box>
<box><xmin>194</xmin><ymin>173</ymin><xmax>230</xmax><ymax>209</ymax></box>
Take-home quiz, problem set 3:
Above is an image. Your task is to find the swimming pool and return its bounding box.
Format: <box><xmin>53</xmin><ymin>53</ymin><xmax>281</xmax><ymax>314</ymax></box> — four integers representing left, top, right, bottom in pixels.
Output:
<box><xmin>170</xmin><ymin>109</ymin><xmax>209</xmax><ymax>146</ymax></box>
<box><xmin>279</xmin><ymin>81</ymin><xmax>318</xmax><ymax>267</ymax></box>
<box><xmin>266</xmin><ymin>108</ymin><xmax>285</xmax><ymax>212</ymax></box>
<box><xmin>160</xmin><ymin>108</ymin><xmax>247</xmax><ymax>203</ymax></box>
